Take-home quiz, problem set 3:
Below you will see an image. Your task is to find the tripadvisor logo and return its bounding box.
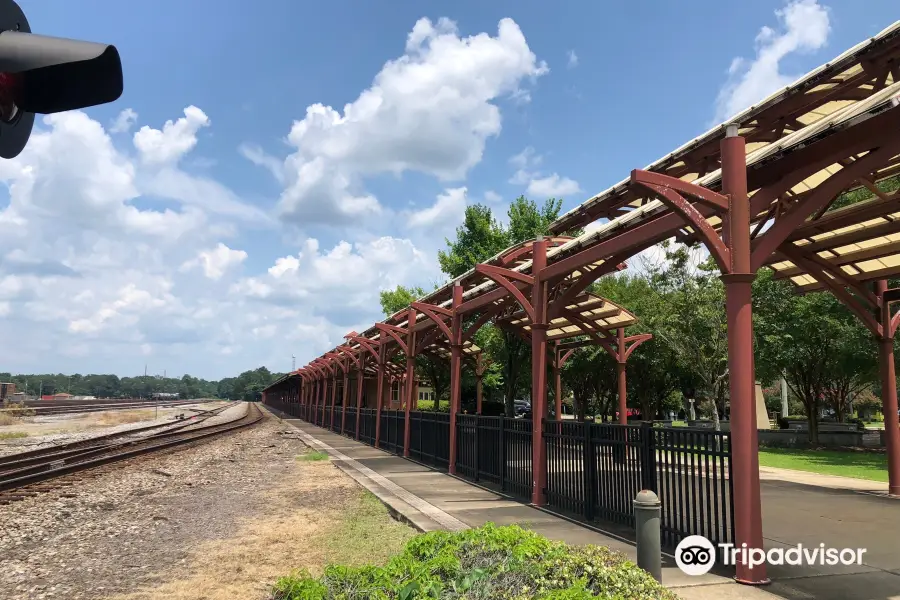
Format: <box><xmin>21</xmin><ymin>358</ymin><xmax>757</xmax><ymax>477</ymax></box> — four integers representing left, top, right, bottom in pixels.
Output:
<box><xmin>675</xmin><ymin>535</ymin><xmax>867</xmax><ymax>576</ymax></box>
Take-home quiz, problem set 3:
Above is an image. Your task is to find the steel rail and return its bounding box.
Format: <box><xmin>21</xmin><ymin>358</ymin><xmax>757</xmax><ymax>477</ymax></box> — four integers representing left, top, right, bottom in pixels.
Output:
<box><xmin>0</xmin><ymin>404</ymin><xmax>262</xmax><ymax>493</ymax></box>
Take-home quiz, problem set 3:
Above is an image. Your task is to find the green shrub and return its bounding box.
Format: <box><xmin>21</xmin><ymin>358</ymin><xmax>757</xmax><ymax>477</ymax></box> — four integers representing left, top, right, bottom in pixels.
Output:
<box><xmin>272</xmin><ymin>523</ymin><xmax>675</xmax><ymax>600</ymax></box>
<box><xmin>299</xmin><ymin>450</ymin><xmax>330</xmax><ymax>462</ymax></box>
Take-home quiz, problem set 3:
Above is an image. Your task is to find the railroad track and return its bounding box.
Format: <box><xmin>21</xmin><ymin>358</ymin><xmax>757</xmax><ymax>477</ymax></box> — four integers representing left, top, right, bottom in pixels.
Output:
<box><xmin>1</xmin><ymin>399</ymin><xmax>223</xmax><ymax>416</ymax></box>
<box><xmin>0</xmin><ymin>403</ymin><xmax>263</xmax><ymax>503</ymax></box>
<box><xmin>0</xmin><ymin>404</ymin><xmax>232</xmax><ymax>469</ymax></box>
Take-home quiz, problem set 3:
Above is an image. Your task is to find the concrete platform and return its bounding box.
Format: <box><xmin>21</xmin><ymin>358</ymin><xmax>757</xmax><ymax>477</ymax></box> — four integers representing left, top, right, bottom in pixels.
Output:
<box><xmin>265</xmin><ymin>407</ymin><xmax>900</xmax><ymax>600</ymax></box>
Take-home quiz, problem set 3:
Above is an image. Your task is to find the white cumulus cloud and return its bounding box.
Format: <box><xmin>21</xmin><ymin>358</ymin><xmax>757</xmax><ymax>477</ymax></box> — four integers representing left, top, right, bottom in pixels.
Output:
<box><xmin>508</xmin><ymin>146</ymin><xmax>581</xmax><ymax>199</ymax></box>
<box><xmin>181</xmin><ymin>243</ymin><xmax>248</xmax><ymax>280</ymax></box>
<box><xmin>242</xmin><ymin>17</ymin><xmax>548</xmax><ymax>228</ymax></box>
<box><xmin>714</xmin><ymin>0</ymin><xmax>831</xmax><ymax>123</ymax></box>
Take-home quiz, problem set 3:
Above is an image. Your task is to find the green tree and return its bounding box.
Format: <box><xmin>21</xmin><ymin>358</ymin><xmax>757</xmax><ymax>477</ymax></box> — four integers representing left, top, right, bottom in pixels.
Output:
<box><xmin>438</xmin><ymin>205</ymin><xmax>508</xmax><ymax>278</ymax></box>
<box><xmin>379</xmin><ymin>284</ymin><xmax>450</xmax><ymax>407</ymax></box>
<box><xmin>379</xmin><ymin>285</ymin><xmax>426</xmax><ymax>316</ymax></box>
<box><xmin>647</xmin><ymin>246</ymin><xmax>729</xmax><ymax>425</ymax></box>
<box><xmin>754</xmin><ymin>269</ymin><xmax>876</xmax><ymax>442</ymax></box>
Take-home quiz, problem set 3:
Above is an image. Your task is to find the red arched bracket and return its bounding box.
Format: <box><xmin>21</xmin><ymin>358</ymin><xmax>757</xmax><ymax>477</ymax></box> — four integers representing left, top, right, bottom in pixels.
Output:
<box><xmin>474</xmin><ymin>264</ymin><xmax>535</xmax><ymax>321</ymax></box>
<box><xmin>631</xmin><ymin>170</ymin><xmax>729</xmax><ymax>211</ymax></box>
<box><xmin>622</xmin><ymin>333</ymin><xmax>653</xmax><ymax>361</ymax></box>
<box><xmin>415</xmin><ymin>326</ymin><xmax>445</xmax><ymax>354</ymax></box>
<box><xmin>779</xmin><ymin>246</ymin><xmax>882</xmax><ymax>337</ymax></box>
<box><xmin>345</xmin><ymin>334</ymin><xmax>380</xmax><ymax>361</ymax></box>
<box><xmin>631</xmin><ymin>170</ymin><xmax>731</xmax><ymax>272</ymax></box>
<box><xmin>325</xmin><ymin>352</ymin><xmax>349</xmax><ymax>371</ymax></box>
<box><xmin>461</xmin><ymin>300</ymin><xmax>510</xmax><ymax>343</ymax></box>
<box><xmin>546</xmin><ymin>257</ymin><xmax>627</xmax><ymax>318</ymax></box>
<box><xmin>312</xmin><ymin>358</ymin><xmax>334</xmax><ymax>375</ymax></box>
<box><xmin>375</xmin><ymin>323</ymin><xmax>409</xmax><ymax>354</ymax></box>
<box><xmin>336</xmin><ymin>345</ymin><xmax>362</xmax><ymax>370</ymax></box>
<box><xmin>751</xmin><ymin>138</ymin><xmax>900</xmax><ymax>272</ymax></box>
<box><xmin>411</xmin><ymin>302</ymin><xmax>453</xmax><ymax>342</ymax></box>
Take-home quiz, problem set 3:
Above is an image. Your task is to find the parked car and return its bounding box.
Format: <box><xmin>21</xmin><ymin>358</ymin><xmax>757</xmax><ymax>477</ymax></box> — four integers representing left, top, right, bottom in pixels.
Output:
<box><xmin>460</xmin><ymin>399</ymin><xmax>505</xmax><ymax>416</ymax></box>
<box><xmin>514</xmin><ymin>399</ymin><xmax>530</xmax><ymax>416</ymax></box>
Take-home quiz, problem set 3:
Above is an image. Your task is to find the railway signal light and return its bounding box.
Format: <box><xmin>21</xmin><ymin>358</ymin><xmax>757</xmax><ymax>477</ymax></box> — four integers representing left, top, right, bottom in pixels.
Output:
<box><xmin>0</xmin><ymin>0</ymin><xmax>123</xmax><ymax>158</ymax></box>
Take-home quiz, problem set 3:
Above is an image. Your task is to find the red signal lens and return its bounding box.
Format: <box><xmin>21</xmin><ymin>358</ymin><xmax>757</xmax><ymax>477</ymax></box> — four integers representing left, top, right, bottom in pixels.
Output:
<box><xmin>0</xmin><ymin>71</ymin><xmax>21</xmax><ymax>123</ymax></box>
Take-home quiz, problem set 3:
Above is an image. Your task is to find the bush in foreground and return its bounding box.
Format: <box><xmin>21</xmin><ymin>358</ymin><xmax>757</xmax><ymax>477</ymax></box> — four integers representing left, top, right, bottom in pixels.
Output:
<box><xmin>272</xmin><ymin>523</ymin><xmax>676</xmax><ymax>600</ymax></box>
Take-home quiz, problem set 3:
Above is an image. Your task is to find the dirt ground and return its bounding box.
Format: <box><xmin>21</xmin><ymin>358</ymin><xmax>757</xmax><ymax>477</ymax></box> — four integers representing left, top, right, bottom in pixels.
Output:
<box><xmin>0</xmin><ymin>409</ymin><xmax>415</xmax><ymax>600</ymax></box>
<box><xmin>0</xmin><ymin>401</ymin><xmax>229</xmax><ymax>439</ymax></box>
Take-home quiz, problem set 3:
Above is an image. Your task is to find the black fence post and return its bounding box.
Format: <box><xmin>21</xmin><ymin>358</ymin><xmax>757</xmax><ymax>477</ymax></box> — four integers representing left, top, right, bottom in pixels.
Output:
<box><xmin>499</xmin><ymin>417</ymin><xmax>506</xmax><ymax>492</ymax></box>
<box><xmin>639</xmin><ymin>421</ymin><xmax>658</xmax><ymax>492</ymax></box>
<box><xmin>582</xmin><ymin>420</ymin><xmax>596</xmax><ymax>521</ymax></box>
<box><xmin>474</xmin><ymin>416</ymin><xmax>481</xmax><ymax>482</ymax></box>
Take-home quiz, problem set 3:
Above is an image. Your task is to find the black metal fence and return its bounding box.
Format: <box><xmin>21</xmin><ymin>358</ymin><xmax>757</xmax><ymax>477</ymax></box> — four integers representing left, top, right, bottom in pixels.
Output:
<box><xmin>343</xmin><ymin>406</ymin><xmax>357</xmax><ymax>436</ymax></box>
<box><xmin>543</xmin><ymin>420</ymin><xmax>733</xmax><ymax>553</ymax></box>
<box><xmin>379</xmin><ymin>410</ymin><xmax>406</xmax><ymax>455</ymax></box>
<box><xmin>408</xmin><ymin>411</ymin><xmax>450</xmax><ymax>468</ymax></box>
<box><xmin>455</xmin><ymin>415</ymin><xmax>534</xmax><ymax>500</ymax></box>
<box><xmin>652</xmin><ymin>426</ymin><xmax>733</xmax><ymax>553</ymax></box>
<box><xmin>358</xmin><ymin>408</ymin><xmax>377</xmax><ymax>445</ymax></box>
<box><xmin>262</xmin><ymin>398</ymin><xmax>732</xmax><ymax>555</ymax></box>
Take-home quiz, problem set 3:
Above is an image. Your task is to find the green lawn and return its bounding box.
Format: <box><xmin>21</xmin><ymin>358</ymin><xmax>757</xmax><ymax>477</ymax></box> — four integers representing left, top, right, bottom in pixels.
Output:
<box><xmin>758</xmin><ymin>448</ymin><xmax>888</xmax><ymax>482</ymax></box>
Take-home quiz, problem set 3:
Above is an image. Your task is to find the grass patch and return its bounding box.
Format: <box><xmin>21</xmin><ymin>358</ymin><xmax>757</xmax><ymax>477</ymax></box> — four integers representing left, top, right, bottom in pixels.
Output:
<box><xmin>758</xmin><ymin>447</ymin><xmax>888</xmax><ymax>482</ymax></box>
<box><xmin>0</xmin><ymin>413</ymin><xmax>22</xmax><ymax>426</ymax></box>
<box><xmin>273</xmin><ymin>523</ymin><xmax>674</xmax><ymax>600</ymax></box>
<box><xmin>323</xmin><ymin>491</ymin><xmax>416</xmax><ymax>567</ymax></box>
<box><xmin>0</xmin><ymin>431</ymin><xmax>28</xmax><ymax>439</ymax></box>
<box><xmin>298</xmin><ymin>450</ymin><xmax>330</xmax><ymax>462</ymax></box>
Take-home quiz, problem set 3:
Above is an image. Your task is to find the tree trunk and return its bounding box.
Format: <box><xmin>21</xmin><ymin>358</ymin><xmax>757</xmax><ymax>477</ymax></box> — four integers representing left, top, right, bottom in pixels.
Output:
<box><xmin>804</xmin><ymin>398</ymin><xmax>820</xmax><ymax>445</ymax></box>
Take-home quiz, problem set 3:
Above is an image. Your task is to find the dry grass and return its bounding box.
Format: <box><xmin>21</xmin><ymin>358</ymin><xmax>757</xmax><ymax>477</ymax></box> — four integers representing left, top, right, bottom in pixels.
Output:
<box><xmin>97</xmin><ymin>409</ymin><xmax>156</xmax><ymax>426</ymax></box>
<box><xmin>110</xmin><ymin>452</ymin><xmax>415</xmax><ymax>600</ymax></box>
<box><xmin>0</xmin><ymin>413</ymin><xmax>21</xmax><ymax>426</ymax></box>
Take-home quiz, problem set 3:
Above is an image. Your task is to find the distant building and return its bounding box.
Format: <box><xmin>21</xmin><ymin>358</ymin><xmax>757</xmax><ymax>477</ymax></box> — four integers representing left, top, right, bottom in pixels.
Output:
<box><xmin>151</xmin><ymin>392</ymin><xmax>179</xmax><ymax>399</ymax></box>
<box><xmin>0</xmin><ymin>382</ymin><xmax>16</xmax><ymax>400</ymax></box>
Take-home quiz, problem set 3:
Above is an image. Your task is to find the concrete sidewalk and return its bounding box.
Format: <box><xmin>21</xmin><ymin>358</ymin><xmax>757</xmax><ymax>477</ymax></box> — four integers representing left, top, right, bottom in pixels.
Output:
<box><xmin>264</xmin><ymin>406</ymin><xmax>785</xmax><ymax>599</ymax></box>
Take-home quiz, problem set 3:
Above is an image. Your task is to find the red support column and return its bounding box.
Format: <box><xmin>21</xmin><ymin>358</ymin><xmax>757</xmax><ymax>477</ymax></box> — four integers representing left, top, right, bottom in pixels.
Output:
<box><xmin>404</xmin><ymin>308</ymin><xmax>416</xmax><ymax>457</ymax></box>
<box><xmin>375</xmin><ymin>343</ymin><xmax>385</xmax><ymax>448</ymax></box>
<box><xmin>448</xmin><ymin>284</ymin><xmax>463</xmax><ymax>475</ymax></box>
<box><xmin>341</xmin><ymin>359</ymin><xmax>350</xmax><ymax>435</ymax></box>
<box><xmin>531</xmin><ymin>237</ymin><xmax>549</xmax><ymax>506</ymax></box>
<box><xmin>554</xmin><ymin>343</ymin><xmax>563</xmax><ymax>420</ymax></box>
<box><xmin>617</xmin><ymin>328</ymin><xmax>628</xmax><ymax>424</ymax></box>
<box><xmin>320</xmin><ymin>376</ymin><xmax>327</xmax><ymax>425</ymax></box>
<box><xmin>356</xmin><ymin>363</ymin><xmax>364</xmax><ymax>440</ymax></box>
<box><xmin>721</xmin><ymin>125</ymin><xmax>767</xmax><ymax>585</ymax></box>
<box><xmin>876</xmin><ymin>280</ymin><xmax>900</xmax><ymax>495</ymax></box>
<box><xmin>330</xmin><ymin>371</ymin><xmax>337</xmax><ymax>429</ymax></box>
<box><xmin>313</xmin><ymin>379</ymin><xmax>319</xmax><ymax>422</ymax></box>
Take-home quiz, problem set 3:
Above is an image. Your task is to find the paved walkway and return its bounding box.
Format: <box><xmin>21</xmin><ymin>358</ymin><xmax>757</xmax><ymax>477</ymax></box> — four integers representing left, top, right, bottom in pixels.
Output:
<box><xmin>264</xmin><ymin>406</ymin><xmax>900</xmax><ymax>600</ymax></box>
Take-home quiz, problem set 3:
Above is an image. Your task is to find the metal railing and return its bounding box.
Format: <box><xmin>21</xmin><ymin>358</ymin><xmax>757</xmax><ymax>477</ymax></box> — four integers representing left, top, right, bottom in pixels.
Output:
<box><xmin>408</xmin><ymin>411</ymin><xmax>450</xmax><ymax>468</ymax></box>
<box><xmin>543</xmin><ymin>420</ymin><xmax>733</xmax><ymax>553</ymax></box>
<box><xmin>262</xmin><ymin>398</ymin><xmax>732</xmax><ymax>555</ymax></box>
<box><xmin>379</xmin><ymin>410</ymin><xmax>406</xmax><ymax>455</ymax></box>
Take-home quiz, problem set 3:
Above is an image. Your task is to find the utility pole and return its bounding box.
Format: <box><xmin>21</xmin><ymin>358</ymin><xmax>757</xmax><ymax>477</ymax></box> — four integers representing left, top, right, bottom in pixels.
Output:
<box><xmin>781</xmin><ymin>376</ymin><xmax>789</xmax><ymax>419</ymax></box>
<box><xmin>292</xmin><ymin>355</ymin><xmax>296</xmax><ymax>371</ymax></box>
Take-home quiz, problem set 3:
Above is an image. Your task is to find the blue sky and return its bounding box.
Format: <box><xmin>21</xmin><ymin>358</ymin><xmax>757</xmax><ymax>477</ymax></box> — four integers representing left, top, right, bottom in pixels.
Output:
<box><xmin>1</xmin><ymin>0</ymin><xmax>897</xmax><ymax>379</ymax></box>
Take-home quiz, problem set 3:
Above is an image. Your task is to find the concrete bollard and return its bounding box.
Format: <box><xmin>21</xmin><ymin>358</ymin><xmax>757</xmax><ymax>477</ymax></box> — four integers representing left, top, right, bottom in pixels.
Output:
<box><xmin>634</xmin><ymin>489</ymin><xmax>662</xmax><ymax>582</ymax></box>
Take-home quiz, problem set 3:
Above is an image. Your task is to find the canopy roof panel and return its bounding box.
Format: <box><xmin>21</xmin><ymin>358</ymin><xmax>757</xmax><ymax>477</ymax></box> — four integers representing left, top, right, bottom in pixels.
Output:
<box><xmin>548</xmin><ymin>21</ymin><xmax>900</xmax><ymax>234</ymax></box>
<box><xmin>497</xmin><ymin>293</ymin><xmax>637</xmax><ymax>342</ymax></box>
